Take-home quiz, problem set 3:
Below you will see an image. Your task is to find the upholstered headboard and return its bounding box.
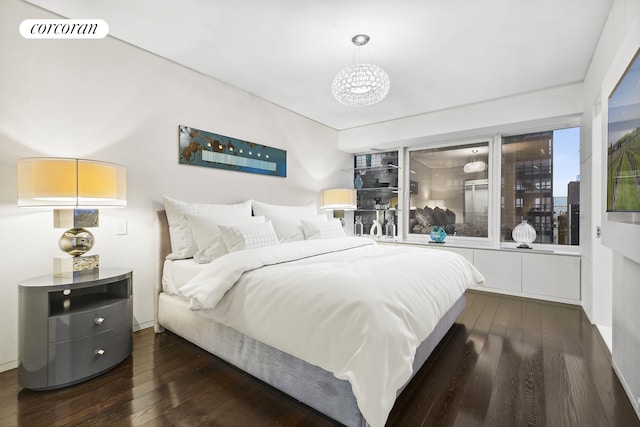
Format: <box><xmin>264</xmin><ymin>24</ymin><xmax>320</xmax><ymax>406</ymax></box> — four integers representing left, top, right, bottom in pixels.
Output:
<box><xmin>157</xmin><ymin>209</ymin><xmax>171</xmax><ymax>260</ymax></box>
<box><xmin>154</xmin><ymin>209</ymin><xmax>171</xmax><ymax>332</ymax></box>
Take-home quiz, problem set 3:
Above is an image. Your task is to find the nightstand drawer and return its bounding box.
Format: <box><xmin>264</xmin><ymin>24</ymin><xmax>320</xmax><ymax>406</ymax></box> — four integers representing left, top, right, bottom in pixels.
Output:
<box><xmin>49</xmin><ymin>298</ymin><xmax>130</xmax><ymax>343</ymax></box>
<box><xmin>47</xmin><ymin>324</ymin><xmax>132</xmax><ymax>387</ymax></box>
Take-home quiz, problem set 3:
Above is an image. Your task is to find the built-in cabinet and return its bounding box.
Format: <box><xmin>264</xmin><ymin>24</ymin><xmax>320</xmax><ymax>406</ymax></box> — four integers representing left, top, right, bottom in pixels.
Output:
<box><xmin>521</xmin><ymin>253</ymin><xmax>580</xmax><ymax>300</ymax></box>
<box><xmin>352</xmin><ymin>151</ymin><xmax>399</xmax><ymax>237</ymax></box>
<box><xmin>383</xmin><ymin>242</ymin><xmax>581</xmax><ymax>303</ymax></box>
<box><xmin>443</xmin><ymin>245</ymin><xmax>580</xmax><ymax>302</ymax></box>
<box><xmin>474</xmin><ymin>250</ymin><xmax>523</xmax><ymax>293</ymax></box>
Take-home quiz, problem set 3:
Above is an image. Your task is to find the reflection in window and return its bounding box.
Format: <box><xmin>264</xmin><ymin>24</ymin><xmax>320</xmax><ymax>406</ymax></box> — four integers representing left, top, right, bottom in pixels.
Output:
<box><xmin>501</xmin><ymin>127</ymin><xmax>580</xmax><ymax>246</ymax></box>
<box><xmin>409</xmin><ymin>142</ymin><xmax>489</xmax><ymax>238</ymax></box>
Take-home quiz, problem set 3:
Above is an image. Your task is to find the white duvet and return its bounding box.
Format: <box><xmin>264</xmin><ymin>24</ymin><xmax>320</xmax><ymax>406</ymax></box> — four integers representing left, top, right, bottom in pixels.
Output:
<box><xmin>178</xmin><ymin>237</ymin><xmax>484</xmax><ymax>427</ymax></box>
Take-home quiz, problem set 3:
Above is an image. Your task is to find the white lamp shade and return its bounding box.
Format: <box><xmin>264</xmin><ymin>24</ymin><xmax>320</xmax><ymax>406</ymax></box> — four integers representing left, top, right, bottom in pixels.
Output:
<box><xmin>18</xmin><ymin>158</ymin><xmax>127</xmax><ymax>207</ymax></box>
<box><xmin>320</xmin><ymin>188</ymin><xmax>357</xmax><ymax>211</ymax></box>
<box><xmin>463</xmin><ymin>161</ymin><xmax>486</xmax><ymax>173</ymax></box>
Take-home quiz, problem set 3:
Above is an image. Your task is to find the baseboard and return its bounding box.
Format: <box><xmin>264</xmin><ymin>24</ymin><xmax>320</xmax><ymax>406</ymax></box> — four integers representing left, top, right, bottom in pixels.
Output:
<box><xmin>595</xmin><ymin>325</ymin><xmax>612</xmax><ymax>353</ymax></box>
<box><xmin>134</xmin><ymin>319</ymin><xmax>154</xmax><ymax>332</ymax></box>
<box><xmin>0</xmin><ymin>359</ymin><xmax>18</xmax><ymax>374</ymax></box>
<box><xmin>468</xmin><ymin>287</ymin><xmax>581</xmax><ymax>306</ymax></box>
<box><xmin>612</xmin><ymin>358</ymin><xmax>640</xmax><ymax>420</ymax></box>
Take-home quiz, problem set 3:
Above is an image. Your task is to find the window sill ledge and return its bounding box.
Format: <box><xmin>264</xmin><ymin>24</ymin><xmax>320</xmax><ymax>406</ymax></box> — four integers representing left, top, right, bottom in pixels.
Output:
<box><xmin>382</xmin><ymin>238</ymin><xmax>581</xmax><ymax>257</ymax></box>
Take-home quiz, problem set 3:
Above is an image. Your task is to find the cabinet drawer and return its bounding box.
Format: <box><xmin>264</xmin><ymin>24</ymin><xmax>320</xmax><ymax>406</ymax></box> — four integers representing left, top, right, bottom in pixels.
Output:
<box><xmin>49</xmin><ymin>298</ymin><xmax>130</xmax><ymax>343</ymax></box>
<box><xmin>522</xmin><ymin>253</ymin><xmax>581</xmax><ymax>300</ymax></box>
<box><xmin>474</xmin><ymin>250</ymin><xmax>522</xmax><ymax>292</ymax></box>
<box><xmin>47</xmin><ymin>324</ymin><xmax>132</xmax><ymax>387</ymax></box>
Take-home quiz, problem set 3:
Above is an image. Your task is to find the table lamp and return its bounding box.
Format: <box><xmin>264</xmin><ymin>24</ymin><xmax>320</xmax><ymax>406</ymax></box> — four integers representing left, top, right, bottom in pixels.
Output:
<box><xmin>17</xmin><ymin>158</ymin><xmax>127</xmax><ymax>276</ymax></box>
<box><xmin>320</xmin><ymin>188</ymin><xmax>357</xmax><ymax>211</ymax></box>
<box><xmin>320</xmin><ymin>188</ymin><xmax>357</xmax><ymax>226</ymax></box>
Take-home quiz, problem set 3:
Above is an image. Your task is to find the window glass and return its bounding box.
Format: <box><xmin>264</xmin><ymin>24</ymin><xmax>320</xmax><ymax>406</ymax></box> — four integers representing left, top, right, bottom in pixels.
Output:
<box><xmin>409</xmin><ymin>142</ymin><xmax>489</xmax><ymax>238</ymax></box>
<box><xmin>501</xmin><ymin>127</ymin><xmax>580</xmax><ymax>245</ymax></box>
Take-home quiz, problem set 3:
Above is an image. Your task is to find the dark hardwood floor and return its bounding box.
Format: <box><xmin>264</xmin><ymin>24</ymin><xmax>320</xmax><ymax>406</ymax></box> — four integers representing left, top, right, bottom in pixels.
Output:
<box><xmin>1</xmin><ymin>290</ymin><xmax>638</xmax><ymax>426</ymax></box>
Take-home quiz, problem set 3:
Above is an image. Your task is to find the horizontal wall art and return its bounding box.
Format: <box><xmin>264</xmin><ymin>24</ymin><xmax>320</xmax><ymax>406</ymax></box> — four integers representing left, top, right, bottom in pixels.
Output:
<box><xmin>179</xmin><ymin>125</ymin><xmax>286</xmax><ymax>177</ymax></box>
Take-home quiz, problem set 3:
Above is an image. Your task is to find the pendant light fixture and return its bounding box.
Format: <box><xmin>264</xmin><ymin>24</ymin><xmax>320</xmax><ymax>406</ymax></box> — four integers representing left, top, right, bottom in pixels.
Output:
<box><xmin>463</xmin><ymin>149</ymin><xmax>486</xmax><ymax>173</ymax></box>
<box><xmin>332</xmin><ymin>34</ymin><xmax>390</xmax><ymax>107</ymax></box>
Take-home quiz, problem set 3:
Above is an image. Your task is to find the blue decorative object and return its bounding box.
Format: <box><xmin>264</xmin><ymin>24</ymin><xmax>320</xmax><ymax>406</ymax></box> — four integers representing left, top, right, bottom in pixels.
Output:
<box><xmin>430</xmin><ymin>226</ymin><xmax>447</xmax><ymax>243</ymax></box>
<box><xmin>354</xmin><ymin>174</ymin><xmax>363</xmax><ymax>189</ymax></box>
<box><xmin>179</xmin><ymin>125</ymin><xmax>287</xmax><ymax>177</ymax></box>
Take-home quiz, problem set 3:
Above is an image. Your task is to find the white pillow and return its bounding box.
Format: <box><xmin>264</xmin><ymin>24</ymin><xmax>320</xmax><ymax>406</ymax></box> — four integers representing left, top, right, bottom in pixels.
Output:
<box><xmin>162</xmin><ymin>195</ymin><xmax>252</xmax><ymax>259</ymax></box>
<box><xmin>251</xmin><ymin>200</ymin><xmax>318</xmax><ymax>219</ymax></box>
<box><xmin>187</xmin><ymin>214</ymin><xmax>265</xmax><ymax>263</ymax></box>
<box><xmin>270</xmin><ymin>214</ymin><xmax>328</xmax><ymax>242</ymax></box>
<box><xmin>219</xmin><ymin>221</ymin><xmax>280</xmax><ymax>253</ymax></box>
<box><xmin>301</xmin><ymin>218</ymin><xmax>346</xmax><ymax>240</ymax></box>
<box><xmin>251</xmin><ymin>200</ymin><xmax>322</xmax><ymax>242</ymax></box>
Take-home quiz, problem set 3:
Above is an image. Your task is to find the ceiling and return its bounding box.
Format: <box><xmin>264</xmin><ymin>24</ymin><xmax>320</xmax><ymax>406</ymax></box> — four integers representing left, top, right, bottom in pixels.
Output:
<box><xmin>26</xmin><ymin>0</ymin><xmax>613</xmax><ymax>131</ymax></box>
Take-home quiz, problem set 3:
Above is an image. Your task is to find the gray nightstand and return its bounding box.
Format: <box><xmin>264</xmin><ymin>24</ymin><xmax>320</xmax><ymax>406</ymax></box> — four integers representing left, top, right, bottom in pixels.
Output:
<box><xmin>18</xmin><ymin>268</ymin><xmax>133</xmax><ymax>390</ymax></box>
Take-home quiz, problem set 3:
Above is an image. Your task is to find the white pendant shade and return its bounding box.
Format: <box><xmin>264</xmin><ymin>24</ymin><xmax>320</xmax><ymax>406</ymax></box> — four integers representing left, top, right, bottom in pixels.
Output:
<box><xmin>463</xmin><ymin>161</ymin><xmax>486</xmax><ymax>173</ymax></box>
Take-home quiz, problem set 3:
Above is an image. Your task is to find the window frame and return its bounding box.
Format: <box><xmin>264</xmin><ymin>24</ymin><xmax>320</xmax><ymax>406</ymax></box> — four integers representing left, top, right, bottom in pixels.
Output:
<box><xmin>401</xmin><ymin>121</ymin><xmax>581</xmax><ymax>253</ymax></box>
<box><xmin>498</xmin><ymin>126</ymin><xmax>581</xmax><ymax>253</ymax></box>
<box><xmin>404</xmin><ymin>136</ymin><xmax>497</xmax><ymax>247</ymax></box>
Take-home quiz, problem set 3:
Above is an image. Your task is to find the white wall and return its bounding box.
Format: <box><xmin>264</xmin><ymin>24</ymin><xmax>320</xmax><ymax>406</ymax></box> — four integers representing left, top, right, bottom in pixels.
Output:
<box><xmin>584</xmin><ymin>0</ymin><xmax>640</xmax><ymax>416</ymax></box>
<box><xmin>0</xmin><ymin>0</ymin><xmax>349</xmax><ymax>372</ymax></box>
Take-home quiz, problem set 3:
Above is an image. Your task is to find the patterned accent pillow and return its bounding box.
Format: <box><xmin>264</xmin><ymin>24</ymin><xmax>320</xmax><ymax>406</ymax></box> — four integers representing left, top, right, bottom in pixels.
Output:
<box><xmin>218</xmin><ymin>221</ymin><xmax>280</xmax><ymax>253</ymax></box>
<box><xmin>187</xmin><ymin>214</ymin><xmax>265</xmax><ymax>263</ymax></box>
<box><xmin>162</xmin><ymin>195</ymin><xmax>252</xmax><ymax>260</ymax></box>
<box><xmin>301</xmin><ymin>218</ymin><xmax>346</xmax><ymax>240</ymax></box>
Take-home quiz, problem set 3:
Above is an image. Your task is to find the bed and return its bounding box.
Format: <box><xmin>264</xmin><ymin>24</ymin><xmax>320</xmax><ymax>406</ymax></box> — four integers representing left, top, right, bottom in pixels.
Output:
<box><xmin>154</xmin><ymin>197</ymin><xmax>484</xmax><ymax>427</ymax></box>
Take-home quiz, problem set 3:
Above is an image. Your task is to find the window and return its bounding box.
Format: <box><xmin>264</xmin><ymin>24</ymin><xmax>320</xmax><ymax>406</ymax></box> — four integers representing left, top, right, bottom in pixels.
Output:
<box><xmin>501</xmin><ymin>127</ymin><xmax>580</xmax><ymax>246</ymax></box>
<box><xmin>409</xmin><ymin>142</ymin><xmax>489</xmax><ymax>238</ymax></box>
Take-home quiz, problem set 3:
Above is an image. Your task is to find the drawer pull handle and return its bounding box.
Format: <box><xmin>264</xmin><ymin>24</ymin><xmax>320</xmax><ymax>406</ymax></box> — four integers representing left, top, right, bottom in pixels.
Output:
<box><xmin>94</xmin><ymin>317</ymin><xmax>105</xmax><ymax>325</ymax></box>
<box><xmin>96</xmin><ymin>349</ymin><xmax>105</xmax><ymax>356</ymax></box>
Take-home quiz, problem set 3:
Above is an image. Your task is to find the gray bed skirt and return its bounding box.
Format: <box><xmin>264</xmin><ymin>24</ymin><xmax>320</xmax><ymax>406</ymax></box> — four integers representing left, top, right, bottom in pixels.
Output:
<box><xmin>156</xmin><ymin>292</ymin><xmax>466</xmax><ymax>427</ymax></box>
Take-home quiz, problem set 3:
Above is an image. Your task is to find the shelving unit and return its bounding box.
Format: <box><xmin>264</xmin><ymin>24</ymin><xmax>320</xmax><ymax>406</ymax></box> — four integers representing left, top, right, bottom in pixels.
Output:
<box><xmin>352</xmin><ymin>151</ymin><xmax>400</xmax><ymax>237</ymax></box>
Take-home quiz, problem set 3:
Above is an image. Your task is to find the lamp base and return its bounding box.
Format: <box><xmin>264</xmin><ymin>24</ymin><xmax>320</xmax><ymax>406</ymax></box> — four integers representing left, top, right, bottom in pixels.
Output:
<box><xmin>54</xmin><ymin>255</ymin><xmax>99</xmax><ymax>277</ymax></box>
<box><xmin>516</xmin><ymin>244</ymin><xmax>533</xmax><ymax>249</ymax></box>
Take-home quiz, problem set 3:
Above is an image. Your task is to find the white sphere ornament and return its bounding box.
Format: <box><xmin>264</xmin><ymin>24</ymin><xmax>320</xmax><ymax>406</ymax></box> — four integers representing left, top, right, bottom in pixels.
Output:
<box><xmin>512</xmin><ymin>219</ymin><xmax>537</xmax><ymax>249</ymax></box>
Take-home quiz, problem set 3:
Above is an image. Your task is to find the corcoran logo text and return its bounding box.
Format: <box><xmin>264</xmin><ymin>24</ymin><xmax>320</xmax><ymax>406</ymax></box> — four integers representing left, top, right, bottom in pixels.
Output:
<box><xmin>20</xmin><ymin>19</ymin><xmax>109</xmax><ymax>39</ymax></box>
